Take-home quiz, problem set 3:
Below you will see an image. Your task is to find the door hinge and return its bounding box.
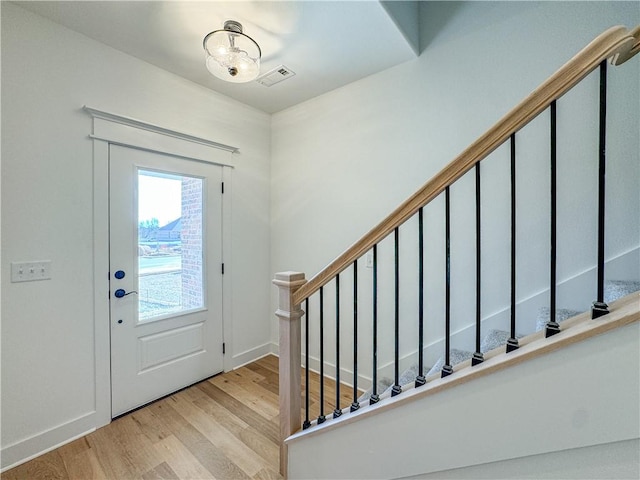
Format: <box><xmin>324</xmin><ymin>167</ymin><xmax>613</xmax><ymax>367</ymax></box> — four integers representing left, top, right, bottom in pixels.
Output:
<box><xmin>221</xmin><ymin>263</ymin><xmax>225</xmax><ymax>275</ymax></box>
<box><xmin>223</xmin><ymin>343</ymin><xmax>226</xmax><ymax>355</ymax></box>
<box><xmin>221</xmin><ymin>182</ymin><xmax>224</xmax><ymax>194</ymax></box>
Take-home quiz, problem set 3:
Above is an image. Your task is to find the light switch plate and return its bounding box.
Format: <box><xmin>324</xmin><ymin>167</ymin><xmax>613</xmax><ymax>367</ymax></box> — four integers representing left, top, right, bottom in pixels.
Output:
<box><xmin>11</xmin><ymin>261</ymin><xmax>52</xmax><ymax>282</ymax></box>
<box><xmin>365</xmin><ymin>252</ymin><xmax>374</xmax><ymax>268</ymax></box>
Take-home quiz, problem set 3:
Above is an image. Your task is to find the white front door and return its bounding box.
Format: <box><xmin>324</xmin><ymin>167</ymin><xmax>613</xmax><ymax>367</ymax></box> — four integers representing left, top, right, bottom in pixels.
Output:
<box><xmin>109</xmin><ymin>144</ymin><xmax>224</xmax><ymax>417</ymax></box>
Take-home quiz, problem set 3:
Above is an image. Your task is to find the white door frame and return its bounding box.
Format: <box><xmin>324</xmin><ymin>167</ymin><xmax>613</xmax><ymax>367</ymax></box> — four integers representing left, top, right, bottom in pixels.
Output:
<box><xmin>86</xmin><ymin>106</ymin><xmax>237</xmax><ymax>429</ymax></box>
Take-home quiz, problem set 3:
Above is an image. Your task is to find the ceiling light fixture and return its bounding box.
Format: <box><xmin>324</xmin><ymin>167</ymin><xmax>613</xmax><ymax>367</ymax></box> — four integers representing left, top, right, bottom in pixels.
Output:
<box><xmin>203</xmin><ymin>20</ymin><xmax>261</xmax><ymax>83</ymax></box>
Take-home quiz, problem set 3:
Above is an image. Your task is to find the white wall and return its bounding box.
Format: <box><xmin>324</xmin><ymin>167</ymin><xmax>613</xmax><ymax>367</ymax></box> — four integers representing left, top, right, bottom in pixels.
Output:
<box><xmin>1</xmin><ymin>2</ymin><xmax>271</xmax><ymax>469</ymax></box>
<box><xmin>270</xmin><ymin>2</ymin><xmax>639</xmax><ymax>386</ymax></box>
<box><xmin>287</xmin><ymin>321</ymin><xmax>640</xmax><ymax>479</ymax></box>
<box><xmin>405</xmin><ymin>439</ymin><xmax>640</xmax><ymax>480</ymax></box>
<box><xmin>2</xmin><ymin>0</ymin><xmax>638</xmax><ymax>472</ymax></box>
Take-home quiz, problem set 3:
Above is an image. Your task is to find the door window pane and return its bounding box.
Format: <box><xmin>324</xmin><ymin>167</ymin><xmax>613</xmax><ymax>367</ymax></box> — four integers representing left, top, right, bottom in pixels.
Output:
<box><xmin>138</xmin><ymin>170</ymin><xmax>204</xmax><ymax>321</ymax></box>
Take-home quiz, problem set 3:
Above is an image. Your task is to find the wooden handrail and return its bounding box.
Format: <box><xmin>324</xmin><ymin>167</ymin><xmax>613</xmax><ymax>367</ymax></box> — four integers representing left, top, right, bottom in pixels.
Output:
<box><xmin>293</xmin><ymin>25</ymin><xmax>639</xmax><ymax>306</ymax></box>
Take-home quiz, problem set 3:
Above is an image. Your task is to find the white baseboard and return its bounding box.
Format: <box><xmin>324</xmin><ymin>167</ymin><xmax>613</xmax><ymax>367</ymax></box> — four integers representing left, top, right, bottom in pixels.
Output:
<box><xmin>2</xmin><ymin>341</ymin><xmax>282</xmax><ymax>472</ymax></box>
<box><xmin>1</xmin><ymin>411</ymin><xmax>96</xmax><ymax>472</ymax></box>
<box><xmin>230</xmin><ymin>342</ymin><xmax>278</xmax><ymax>370</ymax></box>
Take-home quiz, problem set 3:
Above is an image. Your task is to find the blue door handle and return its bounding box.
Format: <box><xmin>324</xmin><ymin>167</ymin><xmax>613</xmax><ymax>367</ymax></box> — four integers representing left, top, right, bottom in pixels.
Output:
<box><xmin>114</xmin><ymin>289</ymin><xmax>138</xmax><ymax>298</ymax></box>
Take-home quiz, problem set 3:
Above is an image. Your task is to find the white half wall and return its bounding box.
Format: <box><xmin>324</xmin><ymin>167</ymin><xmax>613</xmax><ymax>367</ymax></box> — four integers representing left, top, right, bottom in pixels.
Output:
<box><xmin>403</xmin><ymin>439</ymin><xmax>640</xmax><ymax>480</ymax></box>
<box><xmin>1</xmin><ymin>3</ymin><xmax>271</xmax><ymax>469</ymax></box>
<box><xmin>287</xmin><ymin>321</ymin><xmax>640</xmax><ymax>479</ymax></box>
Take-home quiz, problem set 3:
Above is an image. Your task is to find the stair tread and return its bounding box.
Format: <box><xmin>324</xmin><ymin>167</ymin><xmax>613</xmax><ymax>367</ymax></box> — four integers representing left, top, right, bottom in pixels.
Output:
<box><xmin>380</xmin><ymin>364</ymin><xmax>421</xmax><ymax>396</ymax></box>
<box><xmin>481</xmin><ymin>329</ymin><xmax>524</xmax><ymax>353</ymax></box>
<box><xmin>535</xmin><ymin>308</ymin><xmax>583</xmax><ymax>332</ymax></box>
<box><xmin>426</xmin><ymin>348</ymin><xmax>474</xmax><ymax>377</ymax></box>
<box><xmin>357</xmin><ymin>377</ymin><xmax>393</xmax><ymax>403</ymax></box>
<box><xmin>605</xmin><ymin>280</ymin><xmax>640</xmax><ymax>303</ymax></box>
<box><xmin>534</xmin><ymin>279</ymin><xmax>640</xmax><ymax>332</ymax></box>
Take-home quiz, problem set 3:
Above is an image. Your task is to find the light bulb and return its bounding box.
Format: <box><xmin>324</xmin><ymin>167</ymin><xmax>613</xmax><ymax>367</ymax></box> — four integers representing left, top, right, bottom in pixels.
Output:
<box><xmin>203</xmin><ymin>21</ymin><xmax>261</xmax><ymax>83</ymax></box>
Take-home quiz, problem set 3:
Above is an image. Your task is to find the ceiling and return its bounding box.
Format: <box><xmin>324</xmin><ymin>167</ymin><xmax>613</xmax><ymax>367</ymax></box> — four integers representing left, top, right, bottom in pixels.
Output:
<box><xmin>16</xmin><ymin>1</ymin><xmax>420</xmax><ymax>113</ymax></box>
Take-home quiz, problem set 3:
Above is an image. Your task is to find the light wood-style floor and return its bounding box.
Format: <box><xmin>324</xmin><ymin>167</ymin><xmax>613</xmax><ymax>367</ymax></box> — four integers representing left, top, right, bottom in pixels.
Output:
<box><xmin>3</xmin><ymin>355</ymin><xmax>357</xmax><ymax>480</ymax></box>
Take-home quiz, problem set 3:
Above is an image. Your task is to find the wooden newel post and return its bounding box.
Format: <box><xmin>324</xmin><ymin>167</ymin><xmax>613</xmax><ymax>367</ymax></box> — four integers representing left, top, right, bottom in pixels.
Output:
<box><xmin>273</xmin><ymin>271</ymin><xmax>306</xmax><ymax>477</ymax></box>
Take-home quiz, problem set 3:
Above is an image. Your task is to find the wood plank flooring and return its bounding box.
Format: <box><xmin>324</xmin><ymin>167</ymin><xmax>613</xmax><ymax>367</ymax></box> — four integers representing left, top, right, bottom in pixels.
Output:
<box><xmin>2</xmin><ymin>355</ymin><xmax>358</xmax><ymax>480</ymax></box>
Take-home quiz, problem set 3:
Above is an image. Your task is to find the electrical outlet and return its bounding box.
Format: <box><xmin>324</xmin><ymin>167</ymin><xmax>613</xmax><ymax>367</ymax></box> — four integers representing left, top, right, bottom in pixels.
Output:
<box><xmin>365</xmin><ymin>252</ymin><xmax>374</xmax><ymax>268</ymax></box>
<box><xmin>11</xmin><ymin>261</ymin><xmax>52</xmax><ymax>282</ymax></box>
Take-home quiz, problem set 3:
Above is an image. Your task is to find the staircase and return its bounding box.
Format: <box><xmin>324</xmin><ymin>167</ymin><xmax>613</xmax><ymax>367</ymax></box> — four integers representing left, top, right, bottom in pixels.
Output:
<box><xmin>284</xmin><ymin>298</ymin><xmax>639</xmax><ymax>479</ymax></box>
<box><xmin>274</xmin><ymin>25</ymin><xmax>640</xmax><ymax>479</ymax></box>
<box><xmin>375</xmin><ymin>279</ymin><xmax>640</xmax><ymax>393</ymax></box>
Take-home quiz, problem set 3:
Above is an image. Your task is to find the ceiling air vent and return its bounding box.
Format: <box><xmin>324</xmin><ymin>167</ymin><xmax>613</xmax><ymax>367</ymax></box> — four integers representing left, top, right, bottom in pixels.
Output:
<box><xmin>255</xmin><ymin>65</ymin><xmax>296</xmax><ymax>87</ymax></box>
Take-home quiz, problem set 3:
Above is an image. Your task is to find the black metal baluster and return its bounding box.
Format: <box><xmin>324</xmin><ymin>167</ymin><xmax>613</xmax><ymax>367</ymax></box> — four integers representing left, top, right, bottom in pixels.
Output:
<box><xmin>592</xmin><ymin>60</ymin><xmax>609</xmax><ymax>319</ymax></box>
<box><xmin>442</xmin><ymin>188</ymin><xmax>454</xmax><ymax>377</ymax></box>
<box><xmin>546</xmin><ymin>101</ymin><xmax>561</xmax><ymax>337</ymax></box>
<box><xmin>507</xmin><ymin>133</ymin><xmax>520</xmax><ymax>353</ymax></box>
<box><xmin>416</xmin><ymin>208</ymin><xmax>427</xmax><ymax>387</ymax></box>
<box><xmin>303</xmin><ymin>298</ymin><xmax>311</xmax><ymax>429</ymax></box>
<box><xmin>370</xmin><ymin>245</ymin><xmax>380</xmax><ymax>404</ymax></box>
<box><xmin>392</xmin><ymin>228</ymin><xmax>402</xmax><ymax>397</ymax></box>
<box><xmin>318</xmin><ymin>287</ymin><xmax>326</xmax><ymax>424</ymax></box>
<box><xmin>351</xmin><ymin>260</ymin><xmax>360</xmax><ymax>412</ymax></box>
<box><xmin>472</xmin><ymin>163</ymin><xmax>484</xmax><ymax>365</ymax></box>
<box><xmin>333</xmin><ymin>275</ymin><xmax>342</xmax><ymax>418</ymax></box>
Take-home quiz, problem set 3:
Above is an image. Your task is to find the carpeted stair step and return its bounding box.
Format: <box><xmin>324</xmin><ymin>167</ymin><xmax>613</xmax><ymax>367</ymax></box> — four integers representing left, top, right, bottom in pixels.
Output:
<box><xmin>426</xmin><ymin>348</ymin><xmax>474</xmax><ymax>377</ymax></box>
<box><xmin>381</xmin><ymin>363</ymin><xmax>420</xmax><ymax>396</ymax></box>
<box><xmin>535</xmin><ymin>307</ymin><xmax>582</xmax><ymax>332</ymax></box>
<box><xmin>535</xmin><ymin>279</ymin><xmax>640</xmax><ymax>332</ymax></box>
<box><xmin>357</xmin><ymin>377</ymin><xmax>394</xmax><ymax>403</ymax></box>
<box><xmin>604</xmin><ymin>280</ymin><xmax>640</xmax><ymax>303</ymax></box>
<box><xmin>480</xmin><ymin>329</ymin><xmax>524</xmax><ymax>353</ymax></box>
<box><xmin>356</xmin><ymin>279</ymin><xmax>637</xmax><ymax>404</ymax></box>
<box><xmin>372</xmin><ymin>329</ymin><xmax>526</xmax><ymax>398</ymax></box>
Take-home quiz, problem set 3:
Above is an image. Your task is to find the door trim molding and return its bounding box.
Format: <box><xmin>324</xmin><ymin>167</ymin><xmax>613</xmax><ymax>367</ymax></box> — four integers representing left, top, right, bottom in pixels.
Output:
<box><xmin>84</xmin><ymin>106</ymin><xmax>239</xmax><ymax>154</ymax></box>
<box><xmin>222</xmin><ymin>167</ymin><xmax>234</xmax><ymax>374</ymax></box>
<box><xmin>88</xmin><ymin>107</ymin><xmax>233</xmax><ymax>428</ymax></box>
<box><xmin>93</xmin><ymin>139</ymin><xmax>111</xmax><ymax>429</ymax></box>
